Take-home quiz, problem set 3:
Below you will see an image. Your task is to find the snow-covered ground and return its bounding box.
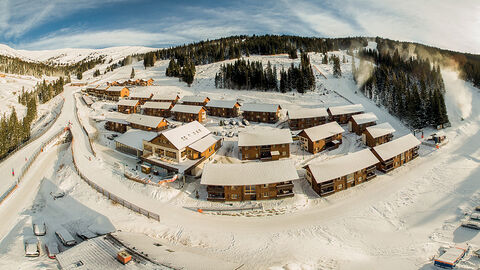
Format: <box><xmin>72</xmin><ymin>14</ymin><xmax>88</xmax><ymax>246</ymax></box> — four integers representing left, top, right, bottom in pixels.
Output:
<box><xmin>1</xmin><ymin>43</ymin><xmax>480</xmax><ymax>270</ymax></box>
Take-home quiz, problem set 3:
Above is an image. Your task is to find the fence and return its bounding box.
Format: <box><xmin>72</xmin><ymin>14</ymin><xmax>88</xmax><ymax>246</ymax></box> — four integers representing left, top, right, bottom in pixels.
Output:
<box><xmin>70</xmin><ymin>133</ymin><xmax>160</xmax><ymax>222</ymax></box>
<box><xmin>0</xmin><ymin>127</ymin><xmax>68</xmax><ymax>205</ymax></box>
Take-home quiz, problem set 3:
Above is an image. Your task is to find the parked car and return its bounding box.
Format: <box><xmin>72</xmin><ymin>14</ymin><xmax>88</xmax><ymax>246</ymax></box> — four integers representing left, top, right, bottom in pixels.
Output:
<box><xmin>242</xmin><ymin>119</ymin><xmax>250</xmax><ymax>126</ymax></box>
<box><xmin>77</xmin><ymin>229</ymin><xmax>97</xmax><ymax>240</ymax></box>
<box><xmin>33</xmin><ymin>221</ymin><xmax>46</xmax><ymax>236</ymax></box>
<box><xmin>112</xmin><ymin>134</ymin><xmax>119</xmax><ymax>138</ymax></box>
<box><xmin>475</xmin><ymin>205</ymin><xmax>480</xmax><ymax>212</ymax></box>
<box><xmin>55</xmin><ymin>228</ymin><xmax>77</xmax><ymax>246</ymax></box>
<box><xmin>25</xmin><ymin>239</ymin><xmax>41</xmax><ymax>257</ymax></box>
<box><xmin>50</xmin><ymin>191</ymin><xmax>65</xmax><ymax>200</ymax></box>
<box><xmin>470</xmin><ymin>212</ymin><xmax>480</xmax><ymax>221</ymax></box>
<box><xmin>461</xmin><ymin>220</ymin><xmax>480</xmax><ymax>230</ymax></box>
<box><xmin>227</xmin><ymin>131</ymin><xmax>234</xmax><ymax>137</ymax></box>
<box><xmin>230</xmin><ymin>119</ymin><xmax>237</xmax><ymax>125</ymax></box>
<box><xmin>106</xmin><ymin>135</ymin><xmax>114</xmax><ymax>140</ymax></box>
<box><xmin>45</xmin><ymin>242</ymin><xmax>60</xmax><ymax>259</ymax></box>
<box><xmin>222</xmin><ymin>119</ymin><xmax>230</xmax><ymax>126</ymax></box>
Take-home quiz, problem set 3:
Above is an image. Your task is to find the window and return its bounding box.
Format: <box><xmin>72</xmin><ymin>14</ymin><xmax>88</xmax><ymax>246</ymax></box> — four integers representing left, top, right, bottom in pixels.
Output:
<box><xmin>337</xmin><ymin>184</ymin><xmax>343</xmax><ymax>190</ymax></box>
<box><xmin>358</xmin><ymin>176</ymin><xmax>363</xmax><ymax>182</ymax></box>
<box><xmin>282</xmin><ymin>151</ymin><xmax>286</xmax><ymax>156</ymax></box>
<box><xmin>231</xmin><ymin>186</ymin><xmax>236</xmax><ymax>190</ymax></box>
<box><xmin>400</xmin><ymin>152</ymin><xmax>405</xmax><ymax>161</ymax></box>
<box><xmin>346</xmin><ymin>173</ymin><xmax>354</xmax><ymax>183</ymax></box>
<box><xmin>231</xmin><ymin>194</ymin><xmax>238</xmax><ymax>199</ymax></box>
<box><xmin>263</xmin><ymin>184</ymin><xmax>268</xmax><ymax>188</ymax></box>
<box><xmin>263</xmin><ymin>192</ymin><xmax>269</xmax><ymax>197</ymax></box>
<box><xmin>245</xmin><ymin>185</ymin><xmax>256</xmax><ymax>194</ymax></box>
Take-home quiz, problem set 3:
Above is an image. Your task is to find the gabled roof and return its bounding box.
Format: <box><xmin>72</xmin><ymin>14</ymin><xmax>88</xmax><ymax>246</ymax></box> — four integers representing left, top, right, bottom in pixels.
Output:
<box><xmin>142</xmin><ymin>101</ymin><xmax>173</xmax><ymax>110</ymax></box>
<box><xmin>206</xmin><ymin>100</ymin><xmax>239</xmax><ymax>109</ymax></box>
<box><xmin>306</xmin><ymin>149</ymin><xmax>379</xmax><ymax>183</ymax></box>
<box><xmin>187</xmin><ymin>134</ymin><xmax>219</xmax><ymax>153</ymax></box>
<box><xmin>115</xmin><ymin>129</ymin><xmax>158</xmax><ymax>151</ymax></box>
<box><xmin>126</xmin><ymin>114</ymin><xmax>166</xmax><ymax>128</ymax></box>
<box><xmin>242</xmin><ymin>103</ymin><xmax>280</xmax><ymax>113</ymax></box>
<box><xmin>106</xmin><ymin>86</ymin><xmax>128</xmax><ymax>92</ymax></box>
<box><xmin>287</xmin><ymin>108</ymin><xmax>328</xmax><ymax>119</ymax></box>
<box><xmin>181</xmin><ymin>95</ymin><xmax>209</xmax><ymax>103</ymax></box>
<box><xmin>151</xmin><ymin>93</ymin><xmax>180</xmax><ymax>101</ymax></box>
<box><xmin>105</xmin><ymin>112</ymin><xmax>129</xmax><ymax>125</ymax></box>
<box><xmin>366</xmin><ymin>122</ymin><xmax>396</xmax><ymax>138</ymax></box>
<box><xmin>300</xmin><ymin>122</ymin><xmax>344</xmax><ymax>141</ymax></box>
<box><xmin>117</xmin><ymin>99</ymin><xmax>139</xmax><ymax>107</ymax></box>
<box><xmin>372</xmin><ymin>133</ymin><xmax>420</xmax><ymax>161</ymax></box>
<box><xmin>161</xmin><ymin>121</ymin><xmax>211</xmax><ymax>150</ymax></box>
<box><xmin>82</xmin><ymin>95</ymin><xmax>94</xmax><ymax>106</ymax></box>
<box><xmin>171</xmin><ymin>104</ymin><xmax>204</xmax><ymax>114</ymax></box>
<box><xmin>129</xmin><ymin>92</ymin><xmax>152</xmax><ymax>99</ymax></box>
<box><xmin>328</xmin><ymin>104</ymin><xmax>364</xmax><ymax>116</ymax></box>
<box><xmin>201</xmin><ymin>159</ymin><xmax>299</xmax><ymax>186</ymax></box>
<box><xmin>351</xmin><ymin>112</ymin><xmax>378</xmax><ymax>125</ymax></box>
<box><xmin>238</xmin><ymin>129</ymin><xmax>292</xmax><ymax>147</ymax></box>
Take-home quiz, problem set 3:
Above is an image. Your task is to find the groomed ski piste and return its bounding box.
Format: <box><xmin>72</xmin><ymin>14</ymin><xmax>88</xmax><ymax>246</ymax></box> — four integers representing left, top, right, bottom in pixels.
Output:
<box><xmin>1</xmin><ymin>42</ymin><xmax>480</xmax><ymax>270</ymax></box>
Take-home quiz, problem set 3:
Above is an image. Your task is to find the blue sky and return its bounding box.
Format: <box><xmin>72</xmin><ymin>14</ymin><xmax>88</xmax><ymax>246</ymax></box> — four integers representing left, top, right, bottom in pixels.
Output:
<box><xmin>0</xmin><ymin>0</ymin><xmax>479</xmax><ymax>53</ymax></box>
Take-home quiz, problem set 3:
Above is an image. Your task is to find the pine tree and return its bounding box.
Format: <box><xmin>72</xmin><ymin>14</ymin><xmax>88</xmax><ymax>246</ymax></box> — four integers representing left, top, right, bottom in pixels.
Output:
<box><xmin>322</xmin><ymin>54</ymin><xmax>328</xmax><ymax>64</ymax></box>
<box><xmin>332</xmin><ymin>55</ymin><xmax>342</xmax><ymax>77</ymax></box>
<box><xmin>130</xmin><ymin>67</ymin><xmax>135</xmax><ymax>79</ymax></box>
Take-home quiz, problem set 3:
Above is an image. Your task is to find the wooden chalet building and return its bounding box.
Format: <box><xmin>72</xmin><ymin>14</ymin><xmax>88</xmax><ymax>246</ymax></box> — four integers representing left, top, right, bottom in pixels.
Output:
<box><xmin>86</xmin><ymin>85</ymin><xmax>108</xmax><ymax>98</ymax></box>
<box><xmin>170</xmin><ymin>104</ymin><xmax>207</xmax><ymax>123</ymax></box>
<box><xmin>298</xmin><ymin>122</ymin><xmax>345</xmax><ymax>154</ymax></box>
<box><xmin>349</xmin><ymin>112</ymin><xmax>378</xmax><ymax>135</ymax></box>
<box><xmin>126</xmin><ymin>114</ymin><xmax>168</xmax><ymax>132</ymax></box>
<box><xmin>305</xmin><ymin>149</ymin><xmax>379</xmax><ymax>197</ymax></box>
<box><xmin>109</xmin><ymin>78</ymin><xmax>154</xmax><ymax>86</ymax></box>
<box><xmin>371</xmin><ymin>134</ymin><xmax>420</xmax><ymax>173</ymax></box>
<box><xmin>242</xmin><ymin>103</ymin><xmax>281</xmax><ymax>123</ymax></box>
<box><xmin>142</xmin><ymin>121</ymin><xmax>221</xmax><ymax>164</ymax></box>
<box><xmin>181</xmin><ymin>96</ymin><xmax>210</xmax><ymax>106</ymax></box>
<box><xmin>82</xmin><ymin>95</ymin><xmax>94</xmax><ymax>107</ymax></box>
<box><xmin>327</xmin><ymin>104</ymin><xmax>364</xmax><ymax>124</ymax></box>
<box><xmin>117</xmin><ymin>99</ymin><xmax>140</xmax><ymax>114</ymax></box>
<box><xmin>129</xmin><ymin>92</ymin><xmax>153</xmax><ymax>105</ymax></box>
<box><xmin>151</xmin><ymin>93</ymin><xmax>180</xmax><ymax>104</ymax></box>
<box><xmin>205</xmin><ymin>100</ymin><xmax>240</xmax><ymax>118</ymax></box>
<box><xmin>363</xmin><ymin>122</ymin><xmax>395</xmax><ymax>147</ymax></box>
<box><xmin>287</xmin><ymin>107</ymin><xmax>328</xmax><ymax>130</ymax></box>
<box><xmin>105</xmin><ymin>86</ymin><xmax>129</xmax><ymax>101</ymax></box>
<box><xmin>238</xmin><ymin>129</ymin><xmax>293</xmax><ymax>160</ymax></box>
<box><xmin>104</xmin><ymin>112</ymin><xmax>129</xmax><ymax>133</ymax></box>
<box><xmin>202</xmin><ymin>159</ymin><xmax>299</xmax><ymax>202</ymax></box>
<box><xmin>142</xmin><ymin>101</ymin><xmax>174</xmax><ymax>117</ymax></box>
<box><xmin>115</xmin><ymin>129</ymin><xmax>157</xmax><ymax>157</ymax></box>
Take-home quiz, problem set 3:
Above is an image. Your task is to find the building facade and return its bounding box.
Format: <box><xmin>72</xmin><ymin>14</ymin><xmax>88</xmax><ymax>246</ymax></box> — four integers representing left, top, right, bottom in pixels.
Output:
<box><xmin>298</xmin><ymin>122</ymin><xmax>344</xmax><ymax>154</ymax></box>
<box><xmin>205</xmin><ymin>100</ymin><xmax>240</xmax><ymax>118</ymax></box>
<box><xmin>363</xmin><ymin>122</ymin><xmax>396</xmax><ymax>147</ymax></box>
<box><xmin>238</xmin><ymin>129</ymin><xmax>293</xmax><ymax>160</ymax></box>
<box><xmin>327</xmin><ymin>104</ymin><xmax>364</xmax><ymax>124</ymax></box>
<box><xmin>348</xmin><ymin>112</ymin><xmax>378</xmax><ymax>135</ymax></box>
<box><xmin>142</xmin><ymin>102</ymin><xmax>174</xmax><ymax>117</ymax></box>
<box><xmin>287</xmin><ymin>108</ymin><xmax>329</xmax><ymax>130</ymax></box>
<box><xmin>171</xmin><ymin>105</ymin><xmax>207</xmax><ymax>123</ymax></box>
<box><xmin>242</xmin><ymin>103</ymin><xmax>281</xmax><ymax>123</ymax></box>
<box><xmin>371</xmin><ymin>134</ymin><xmax>420</xmax><ymax>172</ymax></box>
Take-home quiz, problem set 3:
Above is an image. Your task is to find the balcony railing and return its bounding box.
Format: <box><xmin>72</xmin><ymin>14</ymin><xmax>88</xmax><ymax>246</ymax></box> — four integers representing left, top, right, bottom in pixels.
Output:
<box><xmin>276</xmin><ymin>181</ymin><xmax>294</xmax><ymax>189</ymax></box>
<box><xmin>277</xmin><ymin>192</ymin><xmax>294</xmax><ymax>198</ymax></box>
<box><xmin>366</xmin><ymin>173</ymin><xmax>376</xmax><ymax>180</ymax></box>
<box><xmin>383</xmin><ymin>158</ymin><xmax>394</xmax><ymax>165</ymax></box>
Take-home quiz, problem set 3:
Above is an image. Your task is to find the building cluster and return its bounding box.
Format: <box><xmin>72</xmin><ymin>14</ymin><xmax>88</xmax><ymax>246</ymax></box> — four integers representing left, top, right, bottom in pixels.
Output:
<box><xmin>83</xmin><ymin>83</ymin><xmax>421</xmax><ymax>203</ymax></box>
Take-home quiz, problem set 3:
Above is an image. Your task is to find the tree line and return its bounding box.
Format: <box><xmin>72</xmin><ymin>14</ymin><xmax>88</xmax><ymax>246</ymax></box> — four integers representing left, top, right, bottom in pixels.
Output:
<box><xmin>165</xmin><ymin>58</ymin><xmax>196</xmax><ymax>86</ymax></box>
<box><xmin>355</xmin><ymin>48</ymin><xmax>449</xmax><ymax>129</ymax></box>
<box><xmin>0</xmin><ymin>77</ymin><xmax>65</xmax><ymax>159</ymax></box>
<box><xmin>214</xmin><ymin>52</ymin><xmax>315</xmax><ymax>93</ymax></box>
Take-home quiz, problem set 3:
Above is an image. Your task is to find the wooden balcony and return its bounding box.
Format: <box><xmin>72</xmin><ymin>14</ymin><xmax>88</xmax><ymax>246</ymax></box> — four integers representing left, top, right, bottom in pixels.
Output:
<box><xmin>366</xmin><ymin>172</ymin><xmax>376</xmax><ymax>180</ymax></box>
<box><xmin>276</xmin><ymin>192</ymin><xmax>294</xmax><ymax>198</ymax></box>
<box><xmin>276</xmin><ymin>181</ymin><xmax>294</xmax><ymax>189</ymax></box>
<box><xmin>207</xmin><ymin>195</ymin><xmax>225</xmax><ymax>202</ymax></box>
<box><xmin>383</xmin><ymin>158</ymin><xmax>394</xmax><ymax>165</ymax></box>
<box><xmin>381</xmin><ymin>165</ymin><xmax>394</xmax><ymax>173</ymax></box>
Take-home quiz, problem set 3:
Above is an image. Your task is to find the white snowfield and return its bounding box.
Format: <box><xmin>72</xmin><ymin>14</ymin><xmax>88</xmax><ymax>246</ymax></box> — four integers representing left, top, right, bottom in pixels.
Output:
<box><xmin>0</xmin><ymin>45</ymin><xmax>480</xmax><ymax>270</ymax></box>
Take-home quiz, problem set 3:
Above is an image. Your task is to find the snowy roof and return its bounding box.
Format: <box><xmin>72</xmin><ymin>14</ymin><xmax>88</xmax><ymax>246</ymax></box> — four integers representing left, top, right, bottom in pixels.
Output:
<box><xmin>372</xmin><ymin>134</ymin><xmax>420</xmax><ymax>161</ymax></box>
<box><xmin>307</xmin><ymin>149</ymin><xmax>379</xmax><ymax>183</ymax></box>
<box><xmin>201</xmin><ymin>159</ymin><xmax>299</xmax><ymax>186</ymax></box>
<box><xmin>181</xmin><ymin>95</ymin><xmax>209</xmax><ymax>103</ymax></box>
<box><xmin>106</xmin><ymin>86</ymin><xmax>128</xmax><ymax>92</ymax></box>
<box><xmin>105</xmin><ymin>112</ymin><xmax>129</xmax><ymax>125</ymax></box>
<box><xmin>151</xmin><ymin>93</ymin><xmax>179</xmax><ymax>101</ymax></box>
<box><xmin>187</xmin><ymin>134</ymin><xmax>220</xmax><ymax>153</ymax></box>
<box><xmin>171</xmin><ymin>104</ymin><xmax>204</xmax><ymax>114</ymax></box>
<box><xmin>366</xmin><ymin>122</ymin><xmax>396</xmax><ymax>138</ymax></box>
<box><xmin>115</xmin><ymin>129</ymin><xmax>157</xmax><ymax>151</ymax></box>
<box><xmin>351</xmin><ymin>112</ymin><xmax>378</xmax><ymax>125</ymax></box>
<box><xmin>328</xmin><ymin>104</ymin><xmax>364</xmax><ymax>116</ymax></box>
<box><xmin>241</xmin><ymin>103</ymin><xmax>281</xmax><ymax>113</ymax></box>
<box><xmin>205</xmin><ymin>100</ymin><xmax>239</xmax><ymax>109</ymax></box>
<box><xmin>141</xmin><ymin>101</ymin><xmax>172</xmax><ymax>110</ymax></box>
<box><xmin>161</xmin><ymin>121</ymin><xmax>211</xmax><ymax>150</ymax></box>
<box><xmin>129</xmin><ymin>92</ymin><xmax>152</xmax><ymax>99</ymax></box>
<box><xmin>82</xmin><ymin>95</ymin><xmax>94</xmax><ymax>105</ymax></box>
<box><xmin>238</xmin><ymin>129</ymin><xmax>292</xmax><ymax>147</ymax></box>
<box><xmin>126</xmin><ymin>114</ymin><xmax>166</xmax><ymax>128</ymax></box>
<box><xmin>436</xmin><ymin>247</ymin><xmax>467</xmax><ymax>264</ymax></box>
<box><xmin>117</xmin><ymin>99</ymin><xmax>139</xmax><ymax>107</ymax></box>
<box><xmin>56</xmin><ymin>236</ymin><xmax>152</xmax><ymax>270</ymax></box>
<box><xmin>301</xmin><ymin>122</ymin><xmax>345</xmax><ymax>141</ymax></box>
<box><xmin>287</xmin><ymin>108</ymin><xmax>328</xmax><ymax>119</ymax></box>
